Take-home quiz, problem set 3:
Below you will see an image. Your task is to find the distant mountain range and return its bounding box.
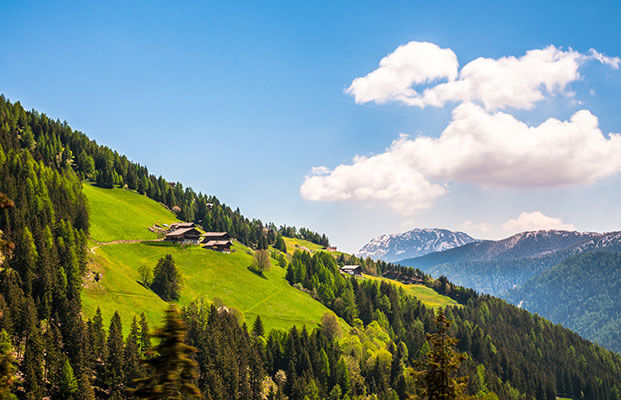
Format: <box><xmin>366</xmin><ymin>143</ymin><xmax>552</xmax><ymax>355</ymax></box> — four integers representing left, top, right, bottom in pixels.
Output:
<box><xmin>357</xmin><ymin>228</ymin><xmax>477</xmax><ymax>262</ymax></box>
<box><xmin>398</xmin><ymin>230</ymin><xmax>621</xmax><ymax>296</ymax></box>
<box><xmin>389</xmin><ymin>229</ymin><xmax>621</xmax><ymax>353</ymax></box>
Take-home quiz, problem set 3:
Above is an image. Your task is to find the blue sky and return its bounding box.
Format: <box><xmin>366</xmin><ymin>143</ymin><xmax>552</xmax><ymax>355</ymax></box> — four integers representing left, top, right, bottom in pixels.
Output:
<box><xmin>2</xmin><ymin>1</ymin><xmax>621</xmax><ymax>252</ymax></box>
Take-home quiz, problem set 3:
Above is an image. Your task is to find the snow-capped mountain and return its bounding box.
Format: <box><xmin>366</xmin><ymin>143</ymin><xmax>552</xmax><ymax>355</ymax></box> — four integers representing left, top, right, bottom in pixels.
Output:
<box><xmin>357</xmin><ymin>228</ymin><xmax>478</xmax><ymax>262</ymax></box>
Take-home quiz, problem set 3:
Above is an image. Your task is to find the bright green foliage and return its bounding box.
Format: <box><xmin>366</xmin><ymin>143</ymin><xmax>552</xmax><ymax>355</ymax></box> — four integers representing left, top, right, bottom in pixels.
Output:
<box><xmin>131</xmin><ymin>305</ymin><xmax>200</xmax><ymax>399</ymax></box>
<box><xmin>60</xmin><ymin>358</ymin><xmax>78</xmax><ymax>400</ymax></box>
<box><xmin>273</xmin><ymin>234</ymin><xmax>287</xmax><ymax>253</ymax></box>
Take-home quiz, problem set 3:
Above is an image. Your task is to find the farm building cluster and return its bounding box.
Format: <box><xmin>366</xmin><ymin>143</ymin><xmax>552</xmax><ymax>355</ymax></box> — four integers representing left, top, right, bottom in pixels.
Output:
<box><xmin>164</xmin><ymin>222</ymin><xmax>232</xmax><ymax>253</ymax></box>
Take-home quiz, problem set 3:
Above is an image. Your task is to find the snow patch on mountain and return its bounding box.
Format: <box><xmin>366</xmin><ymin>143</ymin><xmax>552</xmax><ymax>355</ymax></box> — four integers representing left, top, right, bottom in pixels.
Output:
<box><xmin>357</xmin><ymin>228</ymin><xmax>477</xmax><ymax>262</ymax></box>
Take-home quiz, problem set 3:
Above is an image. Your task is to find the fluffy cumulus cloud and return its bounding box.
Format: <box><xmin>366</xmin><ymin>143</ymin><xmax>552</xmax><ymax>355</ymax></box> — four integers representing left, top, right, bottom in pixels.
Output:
<box><xmin>502</xmin><ymin>211</ymin><xmax>575</xmax><ymax>233</ymax></box>
<box><xmin>301</xmin><ymin>102</ymin><xmax>621</xmax><ymax>213</ymax></box>
<box><xmin>302</xmin><ymin>41</ymin><xmax>621</xmax><ymax>214</ymax></box>
<box><xmin>347</xmin><ymin>42</ymin><xmax>620</xmax><ymax>110</ymax></box>
<box><xmin>300</xmin><ymin>148</ymin><xmax>447</xmax><ymax>215</ymax></box>
<box><xmin>345</xmin><ymin>41</ymin><xmax>459</xmax><ymax>104</ymax></box>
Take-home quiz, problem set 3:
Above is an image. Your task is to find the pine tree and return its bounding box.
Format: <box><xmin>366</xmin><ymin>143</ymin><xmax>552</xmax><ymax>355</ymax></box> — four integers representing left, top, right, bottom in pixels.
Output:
<box><xmin>60</xmin><ymin>357</ymin><xmax>79</xmax><ymax>399</ymax></box>
<box><xmin>410</xmin><ymin>310</ymin><xmax>470</xmax><ymax>400</ymax></box>
<box><xmin>252</xmin><ymin>315</ymin><xmax>265</xmax><ymax>338</ymax></box>
<box><xmin>105</xmin><ymin>312</ymin><xmax>125</xmax><ymax>398</ymax></box>
<box><xmin>125</xmin><ymin>317</ymin><xmax>144</xmax><ymax>388</ymax></box>
<box><xmin>150</xmin><ymin>255</ymin><xmax>181</xmax><ymax>301</ymax></box>
<box><xmin>0</xmin><ymin>330</ymin><xmax>16</xmax><ymax>400</ymax></box>
<box><xmin>138</xmin><ymin>313</ymin><xmax>151</xmax><ymax>356</ymax></box>
<box><xmin>130</xmin><ymin>305</ymin><xmax>200</xmax><ymax>399</ymax></box>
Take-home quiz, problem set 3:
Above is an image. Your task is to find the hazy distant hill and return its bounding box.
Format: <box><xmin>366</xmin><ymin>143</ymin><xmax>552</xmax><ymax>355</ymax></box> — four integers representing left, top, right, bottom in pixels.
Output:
<box><xmin>506</xmin><ymin>251</ymin><xmax>621</xmax><ymax>353</ymax></box>
<box><xmin>399</xmin><ymin>230</ymin><xmax>621</xmax><ymax>295</ymax></box>
<box><xmin>357</xmin><ymin>228</ymin><xmax>477</xmax><ymax>262</ymax></box>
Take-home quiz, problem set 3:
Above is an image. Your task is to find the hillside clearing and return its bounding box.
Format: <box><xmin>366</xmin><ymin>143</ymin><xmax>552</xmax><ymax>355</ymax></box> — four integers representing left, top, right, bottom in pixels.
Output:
<box><xmin>363</xmin><ymin>274</ymin><xmax>462</xmax><ymax>309</ymax></box>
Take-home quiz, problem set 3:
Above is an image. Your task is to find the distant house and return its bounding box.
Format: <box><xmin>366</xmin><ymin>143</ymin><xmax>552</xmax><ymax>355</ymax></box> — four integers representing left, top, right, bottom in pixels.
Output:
<box><xmin>202</xmin><ymin>232</ymin><xmax>232</xmax><ymax>253</ymax></box>
<box><xmin>165</xmin><ymin>227</ymin><xmax>202</xmax><ymax>244</ymax></box>
<box><xmin>340</xmin><ymin>265</ymin><xmax>363</xmax><ymax>277</ymax></box>
<box><xmin>325</xmin><ymin>246</ymin><xmax>337</xmax><ymax>252</ymax></box>
<box><xmin>169</xmin><ymin>222</ymin><xmax>196</xmax><ymax>231</ymax></box>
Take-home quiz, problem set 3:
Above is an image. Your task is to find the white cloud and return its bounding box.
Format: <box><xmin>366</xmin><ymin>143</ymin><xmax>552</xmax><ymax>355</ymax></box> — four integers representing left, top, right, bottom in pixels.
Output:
<box><xmin>300</xmin><ymin>149</ymin><xmax>447</xmax><ymax>215</ymax></box>
<box><xmin>345</xmin><ymin>41</ymin><xmax>458</xmax><ymax>104</ymax></box>
<box><xmin>301</xmin><ymin>103</ymin><xmax>621</xmax><ymax>213</ymax></box>
<box><xmin>458</xmin><ymin>220</ymin><xmax>491</xmax><ymax>236</ymax></box>
<box><xmin>502</xmin><ymin>211</ymin><xmax>575</xmax><ymax>233</ymax></box>
<box><xmin>347</xmin><ymin>42</ymin><xmax>620</xmax><ymax>110</ymax></box>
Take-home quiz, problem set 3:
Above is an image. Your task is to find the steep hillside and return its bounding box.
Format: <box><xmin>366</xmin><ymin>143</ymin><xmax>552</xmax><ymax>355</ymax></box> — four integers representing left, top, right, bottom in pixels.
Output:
<box><xmin>81</xmin><ymin>185</ymin><xmax>334</xmax><ymax>333</ymax></box>
<box><xmin>506</xmin><ymin>251</ymin><xmax>621</xmax><ymax>353</ymax></box>
<box><xmin>362</xmin><ymin>274</ymin><xmax>462</xmax><ymax>309</ymax></box>
<box><xmin>84</xmin><ymin>183</ymin><xmax>178</xmax><ymax>242</ymax></box>
<box><xmin>358</xmin><ymin>228</ymin><xmax>477</xmax><ymax>262</ymax></box>
<box><xmin>400</xmin><ymin>230</ymin><xmax>621</xmax><ymax>295</ymax></box>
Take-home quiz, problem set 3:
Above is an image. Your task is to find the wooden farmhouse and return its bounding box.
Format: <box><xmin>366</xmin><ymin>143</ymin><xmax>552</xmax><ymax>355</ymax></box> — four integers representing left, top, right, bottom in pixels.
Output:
<box><xmin>165</xmin><ymin>227</ymin><xmax>202</xmax><ymax>244</ymax></box>
<box><xmin>201</xmin><ymin>232</ymin><xmax>232</xmax><ymax>253</ymax></box>
<box><xmin>340</xmin><ymin>265</ymin><xmax>363</xmax><ymax>277</ymax></box>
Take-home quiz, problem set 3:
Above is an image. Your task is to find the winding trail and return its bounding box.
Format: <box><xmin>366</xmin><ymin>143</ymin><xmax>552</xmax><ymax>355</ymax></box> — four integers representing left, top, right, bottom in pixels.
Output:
<box><xmin>89</xmin><ymin>238</ymin><xmax>163</xmax><ymax>254</ymax></box>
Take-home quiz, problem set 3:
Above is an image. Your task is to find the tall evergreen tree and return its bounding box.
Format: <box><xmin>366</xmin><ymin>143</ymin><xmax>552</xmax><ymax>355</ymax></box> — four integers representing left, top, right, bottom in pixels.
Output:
<box><xmin>131</xmin><ymin>306</ymin><xmax>200</xmax><ymax>399</ymax></box>
<box><xmin>105</xmin><ymin>312</ymin><xmax>125</xmax><ymax>399</ymax></box>
<box><xmin>0</xmin><ymin>330</ymin><xmax>16</xmax><ymax>400</ymax></box>
<box><xmin>410</xmin><ymin>310</ymin><xmax>470</xmax><ymax>400</ymax></box>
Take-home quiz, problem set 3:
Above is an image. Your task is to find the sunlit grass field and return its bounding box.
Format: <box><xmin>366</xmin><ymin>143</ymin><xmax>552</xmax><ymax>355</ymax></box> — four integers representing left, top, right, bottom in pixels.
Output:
<box><xmin>363</xmin><ymin>274</ymin><xmax>462</xmax><ymax>309</ymax></box>
<box><xmin>82</xmin><ymin>185</ymin><xmax>334</xmax><ymax>334</ymax></box>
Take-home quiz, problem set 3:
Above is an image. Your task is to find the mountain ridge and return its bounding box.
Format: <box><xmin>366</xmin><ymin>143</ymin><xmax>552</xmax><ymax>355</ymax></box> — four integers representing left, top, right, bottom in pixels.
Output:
<box><xmin>398</xmin><ymin>229</ymin><xmax>621</xmax><ymax>296</ymax></box>
<box><xmin>357</xmin><ymin>227</ymin><xmax>477</xmax><ymax>262</ymax></box>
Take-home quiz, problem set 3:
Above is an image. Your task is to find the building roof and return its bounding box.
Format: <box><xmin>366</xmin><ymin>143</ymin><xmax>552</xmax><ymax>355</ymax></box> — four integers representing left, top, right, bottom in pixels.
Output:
<box><xmin>341</xmin><ymin>265</ymin><xmax>361</xmax><ymax>270</ymax></box>
<box><xmin>202</xmin><ymin>231</ymin><xmax>229</xmax><ymax>236</ymax></box>
<box><xmin>203</xmin><ymin>240</ymin><xmax>232</xmax><ymax>246</ymax></box>
<box><xmin>166</xmin><ymin>227</ymin><xmax>201</xmax><ymax>237</ymax></box>
<box><xmin>170</xmin><ymin>222</ymin><xmax>195</xmax><ymax>229</ymax></box>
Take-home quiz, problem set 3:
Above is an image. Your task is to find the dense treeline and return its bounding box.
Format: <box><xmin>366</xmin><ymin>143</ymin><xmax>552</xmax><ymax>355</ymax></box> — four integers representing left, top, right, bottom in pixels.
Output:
<box><xmin>285</xmin><ymin>250</ymin><xmax>621</xmax><ymax>399</ymax></box>
<box><xmin>506</xmin><ymin>251</ymin><xmax>621</xmax><ymax>353</ymax></box>
<box><xmin>0</xmin><ymin>96</ymin><xmax>328</xmax><ymax>250</ymax></box>
<box><xmin>0</xmin><ymin>97</ymin><xmax>94</xmax><ymax>398</ymax></box>
<box><xmin>277</xmin><ymin>225</ymin><xmax>330</xmax><ymax>247</ymax></box>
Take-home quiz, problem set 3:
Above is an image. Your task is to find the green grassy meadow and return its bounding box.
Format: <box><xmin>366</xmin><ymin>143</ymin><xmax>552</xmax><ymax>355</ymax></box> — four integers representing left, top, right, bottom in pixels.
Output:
<box><xmin>283</xmin><ymin>237</ymin><xmax>326</xmax><ymax>255</ymax></box>
<box><xmin>363</xmin><ymin>274</ymin><xmax>462</xmax><ymax>309</ymax></box>
<box><xmin>82</xmin><ymin>184</ymin><xmax>333</xmax><ymax>334</ymax></box>
<box><xmin>83</xmin><ymin>183</ymin><xmax>178</xmax><ymax>243</ymax></box>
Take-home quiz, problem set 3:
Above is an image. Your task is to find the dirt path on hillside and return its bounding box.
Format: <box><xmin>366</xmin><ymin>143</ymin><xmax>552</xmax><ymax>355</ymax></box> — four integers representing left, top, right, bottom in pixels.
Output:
<box><xmin>89</xmin><ymin>238</ymin><xmax>163</xmax><ymax>254</ymax></box>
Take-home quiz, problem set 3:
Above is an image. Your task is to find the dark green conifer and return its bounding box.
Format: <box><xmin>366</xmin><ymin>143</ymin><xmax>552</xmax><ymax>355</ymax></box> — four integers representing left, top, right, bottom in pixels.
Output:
<box><xmin>252</xmin><ymin>315</ymin><xmax>265</xmax><ymax>338</ymax></box>
<box><xmin>410</xmin><ymin>310</ymin><xmax>470</xmax><ymax>400</ymax></box>
<box><xmin>131</xmin><ymin>305</ymin><xmax>200</xmax><ymax>399</ymax></box>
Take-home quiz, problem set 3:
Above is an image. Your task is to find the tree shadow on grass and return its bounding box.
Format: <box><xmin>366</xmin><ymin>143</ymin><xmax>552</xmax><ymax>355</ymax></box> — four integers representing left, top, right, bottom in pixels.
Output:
<box><xmin>247</xmin><ymin>266</ymin><xmax>268</xmax><ymax>279</ymax></box>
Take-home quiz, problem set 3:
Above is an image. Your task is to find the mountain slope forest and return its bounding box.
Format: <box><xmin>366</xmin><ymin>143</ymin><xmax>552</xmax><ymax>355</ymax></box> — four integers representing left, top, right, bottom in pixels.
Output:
<box><xmin>506</xmin><ymin>251</ymin><xmax>621</xmax><ymax>353</ymax></box>
<box><xmin>1</xmin><ymin>96</ymin><xmax>621</xmax><ymax>399</ymax></box>
<box><xmin>399</xmin><ymin>230</ymin><xmax>621</xmax><ymax>296</ymax></box>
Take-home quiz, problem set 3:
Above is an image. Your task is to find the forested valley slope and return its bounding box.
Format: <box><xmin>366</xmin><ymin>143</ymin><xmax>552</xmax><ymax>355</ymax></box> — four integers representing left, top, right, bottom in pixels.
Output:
<box><xmin>0</xmin><ymin>96</ymin><xmax>620</xmax><ymax>399</ymax></box>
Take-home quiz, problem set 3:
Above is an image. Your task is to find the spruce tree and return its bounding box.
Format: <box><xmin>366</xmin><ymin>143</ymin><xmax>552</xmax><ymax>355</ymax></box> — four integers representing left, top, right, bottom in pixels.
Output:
<box><xmin>0</xmin><ymin>330</ymin><xmax>16</xmax><ymax>400</ymax></box>
<box><xmin>105</xmin><ymin>312</ymin><xmax>125</xmax><ymax>398</ymax></box>
<box><xmin>130</xmin><ymin>305</ymin><xmax>200</xmax><ymax>399</ymax></box>
<box><xmin>252</xmin><ymin>315</ymin><xmax>265</xmax><ymax>338</ymax></box>
<box><xmin>410</xmin><ymin>310</ymin><xmax>470</xmax><ymax>400</ymax></box>
<box><xmin>60</xmin><ymin>358</ymin><xmax>79</xmax><ymax>399</ymax></box>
